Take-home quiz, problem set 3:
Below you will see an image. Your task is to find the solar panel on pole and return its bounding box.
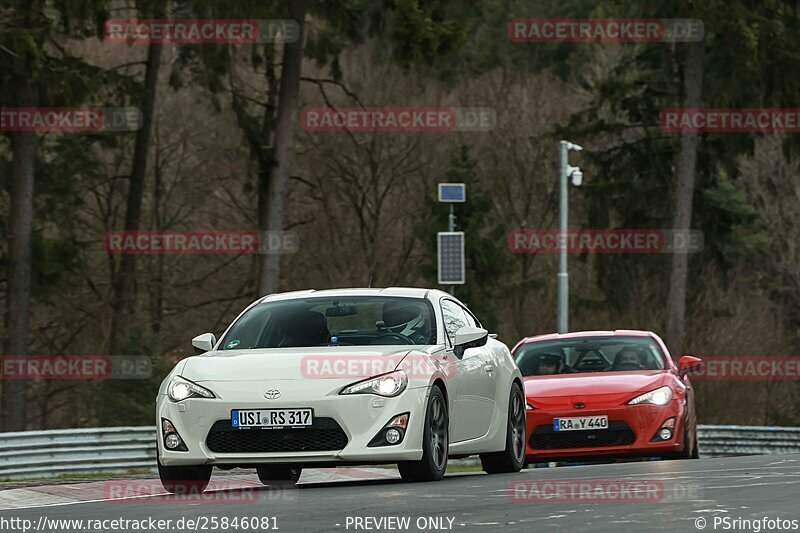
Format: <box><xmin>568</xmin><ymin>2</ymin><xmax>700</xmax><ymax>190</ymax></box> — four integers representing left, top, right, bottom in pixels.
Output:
<box><xmin>438</xmin><ymin>232</ymin><xmax>465</xmax><ymax>284</ymax></box>
<box><xmin>438</xmin><ymin>183</ymin><xmax>466</xmax><ymax>203</ymax></box>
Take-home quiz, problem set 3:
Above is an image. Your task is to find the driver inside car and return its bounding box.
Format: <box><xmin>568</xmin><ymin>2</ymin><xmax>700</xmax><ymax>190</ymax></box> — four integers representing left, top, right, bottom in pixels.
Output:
<box><xmin>381</xmin><ymin>301</ymin><xmax>430</xmax><ymax>344</ymax></box>
<box><xmin>278</xmin><ymin>310</ymin><xmax>331</xmax><ymax>347</ymax></box>
<box><xmin>536</xmin><ymin>353</ymin><xmax>562</xmax><ymax>375</ymax></box>
<box><xmin>612</xmin><ymin>347</ymin><xmax>646</xmax><ymax>370</ymax></box>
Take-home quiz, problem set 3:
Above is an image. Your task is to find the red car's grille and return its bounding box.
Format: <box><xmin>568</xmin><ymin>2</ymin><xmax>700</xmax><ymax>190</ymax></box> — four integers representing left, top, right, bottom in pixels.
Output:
<box><xmin>206</xmin><ymin>418</ymin><xmax>348</xmax><ymax>453</ymax></box>
<box><xmin>529</xmin><ymin>421</ymin><xmax>635</xmax><ymax>450</ymax></box>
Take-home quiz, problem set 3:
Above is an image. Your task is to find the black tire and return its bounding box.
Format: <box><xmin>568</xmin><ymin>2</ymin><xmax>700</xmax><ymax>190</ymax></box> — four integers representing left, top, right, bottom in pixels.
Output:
<box><xmin>256</xmin><ymin>466</ymin><xmax>302</xmax><ymax>486</ymax></box>
<box><xmin>158</xmin><ymin>463</ymin><xmax>212</xmax><ymax>494</ymax></box>
<box><xmin>480</xmin><ymin>382</ymin><xmax>526</xmax><ymax>474</ymax></box>
<box><xmin>398</xmin><ymin>386</ymin><xmax>448</xmax><ymax>482</ymax></box>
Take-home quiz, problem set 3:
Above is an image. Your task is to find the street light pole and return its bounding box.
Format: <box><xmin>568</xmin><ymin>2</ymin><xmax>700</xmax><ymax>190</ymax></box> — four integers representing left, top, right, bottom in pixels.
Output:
<box><xmin>557</xmin><ymin>140</ymin><xmax>583</xmax><ymax>334</ymax></box>
<box><xmin>557</xmin><ymin>141</ymin><xmax>569</xmax><ymax>334</ymax></box>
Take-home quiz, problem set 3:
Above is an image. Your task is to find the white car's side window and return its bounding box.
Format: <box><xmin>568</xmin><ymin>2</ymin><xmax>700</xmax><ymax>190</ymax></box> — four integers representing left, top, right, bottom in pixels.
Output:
<box><xmin>458</xmin><ymin>304</ymin><xmax>480</xmax><ymax>328</ymax></box>
<box><xmin>441</xmin><ymin>299</ymin><xmax>469</xmax><ymax>348</ymax></box>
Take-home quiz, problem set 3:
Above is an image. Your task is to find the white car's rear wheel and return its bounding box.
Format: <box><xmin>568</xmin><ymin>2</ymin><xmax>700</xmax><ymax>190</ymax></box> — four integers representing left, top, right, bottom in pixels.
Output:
<box><xmin>398</xmin><ymin>385</ymin><xmax>448</xmax><ymax>482</ymax></box>
<box><xmin>256</xmin><ymin>466</ymin><xmax>302</xmax><ymax>485</ymax></box>
<box><xmin>480</xmin><ymin>382</ymin><xmax>526</xmax><ymax>474</ymax></box>
<box><xmin>158</xmin><ymin>463</ymin><xmax>212</xmax><ymax>494</ymax></box>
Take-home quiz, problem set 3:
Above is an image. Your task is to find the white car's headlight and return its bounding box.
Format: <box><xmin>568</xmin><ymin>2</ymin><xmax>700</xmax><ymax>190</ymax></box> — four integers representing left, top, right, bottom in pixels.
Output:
<box><xmin>340</xmin><ymin>371</ymin><xmax>408</xmax><ymax>397</ymax></box>
<box><xmin>168</xmin><ymin>376</ymin><xmax>215</xmax><ymax>402</ymax></box>
<box><xmin>628</xmin><ymin>386</ymin><xmax>672</xmax><ymax>406</ymax></box>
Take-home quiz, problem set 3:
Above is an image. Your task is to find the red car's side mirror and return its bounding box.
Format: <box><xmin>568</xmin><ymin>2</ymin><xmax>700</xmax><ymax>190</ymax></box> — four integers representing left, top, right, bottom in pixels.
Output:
<box><xmin>677</xmin><ymin>355</ymin><xmax>702</xmax><ymax>376</ymax></box>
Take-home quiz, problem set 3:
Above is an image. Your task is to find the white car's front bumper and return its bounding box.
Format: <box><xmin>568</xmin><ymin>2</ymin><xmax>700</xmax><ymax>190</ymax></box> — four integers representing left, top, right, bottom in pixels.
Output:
<box><xmin>156</xmin><ymin>379</ymin><xmax>428</xmax><ymax>467</ymax></box>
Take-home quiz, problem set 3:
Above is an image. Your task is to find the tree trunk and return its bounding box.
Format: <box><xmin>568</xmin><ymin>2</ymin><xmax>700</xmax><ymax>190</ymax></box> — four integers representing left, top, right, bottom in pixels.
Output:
<box><xmin>255</xmin><ymin>47</ymin><xmax>279</xmax><ymax>297</ymax></box>
<box><xmin>258</xmin><ymin>0</ymin><xmax>306</xmax><ymax>296</ymax></box>
<box><xmin>258</xmin><ymin>47</ymin><xmax>278</xmax><ymax>232</ymax></box>
<box><xmin>665</xmin><ymin>40</ymin><xmax>705</xmax><ymax>356</ymax></box>
<box><xmin>109</xmin><ymin>30</ymin><xmax>163</xmax><ymax>352</ymax></box>
<box><xmin>149</xmin><ymin>125</ymin><xmax>164</xmax><ymax>335</ymax></box>
<box><xmin>1</xmin><ymin>129</ymin><xmax>37</xmax><ymax>431</ymax></box>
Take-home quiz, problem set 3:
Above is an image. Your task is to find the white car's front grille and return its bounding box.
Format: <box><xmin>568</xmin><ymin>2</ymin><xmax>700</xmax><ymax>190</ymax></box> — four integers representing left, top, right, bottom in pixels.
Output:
<box><xmin>205</xmin><ymin>418</ymin><xmax>349</xmax><ymax>453</ymax></box>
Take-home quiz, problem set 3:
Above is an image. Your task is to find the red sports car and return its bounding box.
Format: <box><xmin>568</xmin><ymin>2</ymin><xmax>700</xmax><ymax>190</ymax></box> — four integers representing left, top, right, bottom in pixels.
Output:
<box><xmin>511</xmin><ymin>330</ymin><xmax>701</xmax><ymax>464</ymax></box>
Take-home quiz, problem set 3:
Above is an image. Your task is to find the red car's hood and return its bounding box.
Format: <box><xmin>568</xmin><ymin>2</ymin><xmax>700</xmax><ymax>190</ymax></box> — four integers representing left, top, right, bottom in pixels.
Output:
<box><xmin>524</xmin><ymin>371</ymin><xmax>669</xmax><ymax>406</ymax></box>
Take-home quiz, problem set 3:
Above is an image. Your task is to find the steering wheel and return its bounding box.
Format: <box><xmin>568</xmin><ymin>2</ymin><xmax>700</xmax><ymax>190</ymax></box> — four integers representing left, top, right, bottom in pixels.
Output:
<box><xmin>613</xmin><ymin>362</ymin><xmax>642</xmax><ymax>371</ymax></box>
<box><xmin>573</xmin><ymin>351</ymin><xmax>609</xmax><ymax>372</ymax></box>
<box><xmin>368</xmin><ymin>333</ymin><xmax>414</xmax><ymax>345</ymax></box>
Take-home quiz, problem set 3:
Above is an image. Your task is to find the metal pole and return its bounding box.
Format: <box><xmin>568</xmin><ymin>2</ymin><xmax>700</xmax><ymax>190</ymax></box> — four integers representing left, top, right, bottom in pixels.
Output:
<box><xmin>557</xmin><ymin>140</ymin><xmax>569</xmax><ymax>333</ymax></box>
<box><xmin>448</xmin><ymin>204</ymin><xmax>455</xmax><ymax>297</ymax></box>
<box><xmin>448</xmin><ymin>204</ymin><xmax>455</xmax><ymax>232</ymax></box>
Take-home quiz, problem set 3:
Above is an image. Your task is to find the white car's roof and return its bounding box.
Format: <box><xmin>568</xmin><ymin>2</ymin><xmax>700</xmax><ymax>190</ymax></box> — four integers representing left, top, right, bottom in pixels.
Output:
<box><xmin>261</xmin><ymin>287</ymin><xmax>437</xmax><ymax>303</ymax></box>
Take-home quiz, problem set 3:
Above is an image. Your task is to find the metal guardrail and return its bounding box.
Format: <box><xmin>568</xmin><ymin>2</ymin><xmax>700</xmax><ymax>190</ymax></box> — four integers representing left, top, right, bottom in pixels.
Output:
<box><xmin>0</xmin><ymin>424</ymin><xmax>798</xmax><ymax>480</ymax></box>
<box><xmin>0</xmin><ymin>426</ymin><xmax>156</xmax><ymax>480</ymax></box>
<box><xmin>697</xmin><ymin>424</ymin><xmax>800</xmax><ymax>457</ymax></box>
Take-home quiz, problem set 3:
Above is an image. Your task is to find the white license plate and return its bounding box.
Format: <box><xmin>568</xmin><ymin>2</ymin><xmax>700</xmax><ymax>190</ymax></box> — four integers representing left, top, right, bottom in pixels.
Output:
<box><xmin>553</xmin><ymin>415</ymin><xmax>609</xmax><ymax>431</ymax></box>
<box><xmin>231</xmin><ymin>408</ymin><xmax>313</xmax><ymax>429</ymax></box>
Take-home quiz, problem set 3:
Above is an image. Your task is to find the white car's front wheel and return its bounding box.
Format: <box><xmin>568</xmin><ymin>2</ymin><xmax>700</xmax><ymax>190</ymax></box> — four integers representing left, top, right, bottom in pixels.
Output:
<box><xmin>398</xmin><ymin>385</ymin><xmax>448</xmax><ymax>482</ymax></box>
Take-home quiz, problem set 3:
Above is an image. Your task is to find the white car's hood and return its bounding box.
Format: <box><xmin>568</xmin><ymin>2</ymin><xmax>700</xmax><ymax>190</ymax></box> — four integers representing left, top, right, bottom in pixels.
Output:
<box><xmin>182</xmin><ymin>346</ymin><xmax>416</xmax><ymax>382</ymax></box>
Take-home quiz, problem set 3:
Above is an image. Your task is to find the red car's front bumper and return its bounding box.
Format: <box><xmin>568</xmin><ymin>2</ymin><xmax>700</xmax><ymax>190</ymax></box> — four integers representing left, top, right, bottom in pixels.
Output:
<box><xmin>524</xmin><ymin>398</ymin><xmax>688</xmax><ymax>461</ymax></box>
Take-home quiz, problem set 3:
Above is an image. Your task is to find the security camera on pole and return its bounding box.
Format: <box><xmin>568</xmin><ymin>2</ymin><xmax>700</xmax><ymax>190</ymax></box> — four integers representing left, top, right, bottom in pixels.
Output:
<box><xmin>437</xmin><ymin>183</ymin><xmax>466</xmax><ymax>295</ymax></box>
<box><xmin>558</xmin><ymin>140</ymin><xmax>583</xmax><ymax>334</ymax></box>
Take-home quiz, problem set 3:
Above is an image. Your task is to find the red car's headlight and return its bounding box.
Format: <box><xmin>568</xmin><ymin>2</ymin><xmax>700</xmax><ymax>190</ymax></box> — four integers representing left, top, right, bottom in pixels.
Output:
<box><xmin>628</xmin><ymin>386</ymin><xmax>672</xmax><ymax>406</ymax></box>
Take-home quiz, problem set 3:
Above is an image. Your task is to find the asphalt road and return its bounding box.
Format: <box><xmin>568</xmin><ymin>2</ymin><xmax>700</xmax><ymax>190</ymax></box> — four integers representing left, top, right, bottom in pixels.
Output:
<box><xmin>2</xmin><ymin>454</ymin><xmax>799</xmax><ymax>533</ymax></box>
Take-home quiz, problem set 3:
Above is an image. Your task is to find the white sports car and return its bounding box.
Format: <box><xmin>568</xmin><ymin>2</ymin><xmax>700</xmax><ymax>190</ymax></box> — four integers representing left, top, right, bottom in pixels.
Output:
<box><xmin>156</xmin><ymin>287</ymin><xmax>524</xmax><ymax>492</ymax></box>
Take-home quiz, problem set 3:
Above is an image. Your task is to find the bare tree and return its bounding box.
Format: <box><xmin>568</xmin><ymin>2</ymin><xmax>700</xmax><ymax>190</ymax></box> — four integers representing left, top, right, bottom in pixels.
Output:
<box><xmin>259</xmin><ymin>0</ymin><xmax>306</xmax><ymax>295</ymax></box>
<box><xmin>666</xmin><ymin>40</ymin><xmax>705</xmax><ymax>355</ymax></box>
<box><xmin>109</xmin><ymin>3</ymin><xmax>164</xmax><ymax>352</ymax></box>
<box><xmin>2</xmin><ymin>125</ymin><xmax>36</xmax><ymax>431</ymax></box>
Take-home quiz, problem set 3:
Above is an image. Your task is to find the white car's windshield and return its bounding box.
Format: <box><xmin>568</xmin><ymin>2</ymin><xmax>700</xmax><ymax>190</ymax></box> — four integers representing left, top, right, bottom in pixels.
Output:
<box><xmin>515</xmin><ymin>336</ymin><xmax>666</xmax><ymax>376</ymax></box>
<box><xmin>219</xmin><ymin>296</ymin><xmax>437</xmax><ymax>349</ymax></box>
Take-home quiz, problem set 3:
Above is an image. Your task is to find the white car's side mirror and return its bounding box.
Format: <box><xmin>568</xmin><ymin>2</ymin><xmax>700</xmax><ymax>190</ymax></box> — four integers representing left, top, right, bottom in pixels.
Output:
<box><xmin>453</xmin><ymin>326</ymin><xmax>489</xmax><ymax>358</ymax></box>
<box><xmin>192</xmin><ymin>333</ymin><xmax>217</xmax><ymax>353</ymax></box>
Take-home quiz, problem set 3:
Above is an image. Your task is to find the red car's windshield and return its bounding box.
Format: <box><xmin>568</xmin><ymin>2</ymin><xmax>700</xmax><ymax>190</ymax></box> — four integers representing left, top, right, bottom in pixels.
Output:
<box><xmin>515</xmin><ymin>336</ymin><xmax>666</xmax><ymax>376</ymax></box>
